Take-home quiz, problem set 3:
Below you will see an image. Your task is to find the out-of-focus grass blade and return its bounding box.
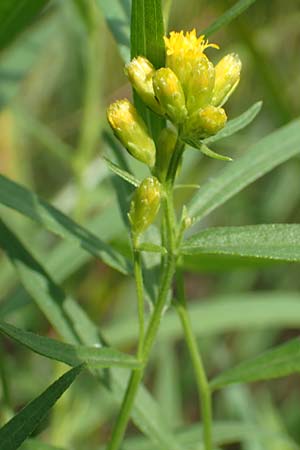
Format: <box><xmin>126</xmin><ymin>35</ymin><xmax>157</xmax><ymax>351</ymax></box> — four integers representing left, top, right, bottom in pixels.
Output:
<box><xmin>131</xmin><ymin>0</ymin><xmax>165</xmax><ymax>140</ymax></box>
<box><xmin>202</xmin><ymin>0</ymin><xmax>257</xmax><ymax>37</ymax></box>
<box><xmin>0</xmin><ymin>18</ymin><xmax>57</xmax><ymax>108</ymax></box>
<box><xmin>104</xmin><ymin>292</ymin><xmax>300</xmax><ymax>346</ymax></box>
<box><xmin>122</xmin><ymin>420</ymin><xmax>289</xmax><ymax>450</ymax></box>
<box><xmin>0</xmin><ymin>321</ymin><xmax>141</xmax><ymax>369</ymax></box>
<box><xmin>96</xmin><ymin>0</ymin><xmax>130</xmax><ymax>62</ymax></box>
<box><xmin>20</xmin><ymin>439</ymin><xmax>65</xmax><ymax>450</ymax></box>
<box><xmin>0</xmin><ymin>175</ymin><xmax>131</xmax><ymax>274</ymax></box>
<box><xmin>188</xmin><ymin>118</ymin><xmax>300</xmax><ymax>225</ymax></box>
<box><xmin>0</xmin><ymin>365</ymin><xmax>82</xmax><ymax>450</ymax></box>
<box><xmin>181</xmin><ymin>224</ymin><xmax>300</xmax><ymax>261</ymax></box>
<box><xmin>0</xmin><ymin>223</ymin><xmax>181</xmax><ymax>450</ymax></box>
<box><xmin>210</xmin><ymin>338</ymin><xmax>300</xmax><ymax>390</ymax></box>
<box><xmin>0</xmin><ymin>219</ymin><xmax>80</xmax><ymax>343</ymax></box>
<box><xmin>0</xmin><ymin>0</ymin><xmax>50</xmax><ymax>52</ymax></box>
<box><xmin>203</xmin><ymin>101</ymin><xmax>262</xmax><ymax>145</ymax></box>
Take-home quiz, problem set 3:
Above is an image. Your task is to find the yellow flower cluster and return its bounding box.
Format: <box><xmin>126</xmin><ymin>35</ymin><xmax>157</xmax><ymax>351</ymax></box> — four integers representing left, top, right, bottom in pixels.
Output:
<box><xmin>107</xmin><ymin>30</ymin><xmax>241</xmax><ymax>236</ymax></box>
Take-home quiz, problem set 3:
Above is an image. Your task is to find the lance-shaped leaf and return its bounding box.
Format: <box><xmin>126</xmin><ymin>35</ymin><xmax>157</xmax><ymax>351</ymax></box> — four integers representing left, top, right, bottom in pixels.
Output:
<box><xmin>0</xmin><ymin>174</ymin><xmax>131</xmax><ymax>274</ymax></box>
<box><xmin>188</xmin><ymin>118</ymin><xmax>300</xmax><ymax>224</ymax></box>
<box><xmin>0</xmin><ymin>366</ymin><xmax>82</xmax><ymax>450</ymax></box>
<box><xmin>0</xmin><ymin>321</ymin><xmax>140</xmax><ymax>369</ymax></box>
<box><xmin>210</xmin><ymin>338</ymin><xmax>300</xmax><ymax>390</ymax></box>
<box><xmin>181</xmin><ymin>224</ymin><xmax>300</xmax><ymax>261</ymax></box>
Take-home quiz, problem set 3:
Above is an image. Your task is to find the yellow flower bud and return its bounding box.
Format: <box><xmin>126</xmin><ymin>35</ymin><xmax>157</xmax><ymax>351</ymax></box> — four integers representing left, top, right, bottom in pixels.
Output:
<box><xmin>185</xmin><ymin>57</ymin><xmax>215</xmax><ymax>114</ymax></box>
<box><xmin>153</xmin><ymin>68</ymin><xmax>187</xmax><ymax>124</ymax></box>
<box><xmin>128</xmin><ymin>176</ymin><xmax>161</xmax><ymax>236</ymax></box>
<box><xmin>125</xmin><ymin>57</ymin><xmax>163</xmax><ymax>115</ymax></box>
<box><xmin>212</xmin><ymin>53</ymin><xmax>242</xmax><ymax>107</ymax></box>
<box><xmin>107</xmin><ymin>99</ymin><xmax>156</xmax><ymax>168</ymax></box>
<box><xmin>156</xmin><ymin>127</ymin><xmax>177</xmax><ymax>181</ymax></box>
<box><xmin>183</xmin><ymin>105</ymin><xmax>227</xmax><ymax>140</ymax></box>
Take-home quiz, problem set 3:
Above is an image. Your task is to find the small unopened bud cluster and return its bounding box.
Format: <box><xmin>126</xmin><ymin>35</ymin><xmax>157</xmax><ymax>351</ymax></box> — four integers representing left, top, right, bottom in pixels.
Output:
<box><xmin>106</xmin><ymin>29</ymin><xmax>241</xmax><ymax>236</ymax></box>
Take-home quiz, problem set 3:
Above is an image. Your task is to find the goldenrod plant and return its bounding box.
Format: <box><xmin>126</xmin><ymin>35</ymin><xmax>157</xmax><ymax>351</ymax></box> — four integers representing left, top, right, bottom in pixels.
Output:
<box><xmin>1</xmin><ymin>1</ymin><xmax>300</xmax><ymax>450</ymax></box>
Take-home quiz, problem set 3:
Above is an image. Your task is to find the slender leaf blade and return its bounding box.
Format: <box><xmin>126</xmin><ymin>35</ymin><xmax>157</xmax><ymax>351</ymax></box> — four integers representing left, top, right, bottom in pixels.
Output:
<box><xmin>0</xmin><ymin>222</ymin><xmax>181</xmax><ymax>450</ymax></box>
<box><xmin>203</xmin><ymin>101</ymin><xmax>262</xmax><ymax>145</ymax></box>
<box><xmin>131</xmin><ymin>0</ymin><xmax>165</xmax><ymax>140</ymax></box>
<box><xmin>210</xmin><ymin>338</ymin><xmax>300</xmax><ymax>390</ymax></box>
<box><xmin>0</xmin><ymin>366</ymin><xmax>82</xmax><ymax>450</ymax></box>
<box><xmin>0</xmin><ymin>321</ymin><xmax>140</xmax><ymax>369</ymax></box>
<box><xmin>181</xmin><ymin>224</ymin><xmax>300</xmax><ymax>261</ymax></box>
<box><xmin>0</xmin><ymin>175</ymin><xmax>131</xmax><ymax>274</ymax></box>
<box><xmin>188</xmin><ymin>118</ymin><xmax>300</xmax><ymax>224</ymax></box>
<box><xmin>0</xmin><ymin>219</ymin><xmax>79</xmax><ymax>343</ymax></box>
<box><xmin>202</xmin><ymin>0</ymin><xmax>257</xmax><ymax>37</ymax></box>
<box><xmin>104</xmin><ymin>292</ymin><xmax>300</xmax><ymax>345</ymax></box>
<box><xmin>96</xmin><ymin>0</ymin><xmax>130</xmax><ymax>62</ymax></box>
<box><xmin>0</xmin><ymin>0</ymin><xmax>50</xmax><ymax>51</ymax></box>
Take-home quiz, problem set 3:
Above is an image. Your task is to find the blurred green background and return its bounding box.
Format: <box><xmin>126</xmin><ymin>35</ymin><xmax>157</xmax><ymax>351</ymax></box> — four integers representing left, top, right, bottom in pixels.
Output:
<box><xmin>1</xmin><ymin>0</ymin><xmax>300</xmax><ymax>449</ymax></box>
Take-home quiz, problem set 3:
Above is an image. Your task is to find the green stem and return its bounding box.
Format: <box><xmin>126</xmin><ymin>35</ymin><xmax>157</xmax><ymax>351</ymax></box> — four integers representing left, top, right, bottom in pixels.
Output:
<box><xmin>133</xmin><ymin>247</ymin><xmax>145</xmax><ymax>355</ymax></box>
<box><xmin>107</xmin><ymin>186</ymin><xmax>177</xmax><ymax>450</ymax></box>
<box><xmin>175</xmin><ymin>269</ymin><xmax>213</xmax><ymax>450</ymax></box>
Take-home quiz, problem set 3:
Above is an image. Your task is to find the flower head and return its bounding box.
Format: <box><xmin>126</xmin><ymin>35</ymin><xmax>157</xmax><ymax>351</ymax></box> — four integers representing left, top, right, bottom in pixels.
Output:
<box><xmin>107</xmin><ymin>99</ymin><xmax>156</xmax><ymax>168</ymax></box>
<box><xmin>164</xmin><ymin>29</ymin><xmax>219</xmax><ymax>95</ymax></box>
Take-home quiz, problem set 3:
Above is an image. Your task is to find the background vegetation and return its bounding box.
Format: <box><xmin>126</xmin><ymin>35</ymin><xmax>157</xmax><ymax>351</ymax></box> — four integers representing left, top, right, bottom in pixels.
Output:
<box><xmin>0</xmin><ymin>0</ymin><xmax>300</xmax><ymax>449</ymax></box>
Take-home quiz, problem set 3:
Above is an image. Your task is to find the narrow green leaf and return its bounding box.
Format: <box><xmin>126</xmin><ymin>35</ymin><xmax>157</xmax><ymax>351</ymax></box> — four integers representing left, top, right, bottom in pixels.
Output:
<box><xmin>202</xmin><ymin>0</ymin><xmax>257</xmax><ymax>37</ymax></box>
<box><xmin>210</xmin><ymin>338</ymin><xmax>300</xmax><ymax>390</ymax></box>
<box><xmin>20</xmin><ymin>439</ymin><xmax>65</xmax><ymax>450</ymax></box>
<box><xmin>0</xmin><ymin>175</ymin><xmax>131</xmax><ymax>274</ymax></box>
<box><xmin>0</xmin><ymin>321</ymin><xmax>141</xmax><ymax>369</ymax></box>
<box><xmin>182</xmin><ymin>224</ymin><xmax>300</xmax><ymax>261</ymax></box>
<box><xmin>0</xmin><ymin>17</ymin><xmax>57</xmax><ymax>108</ymax></box>
<box><xmin>131</xmin><ymin>0</ymin><xmax>165</xmax><ymax>140</ymax></box>
<box><xmin>104</xmin><ymin>157</ymin><xmax>140</xmax><ymax>187</ymax></box>
<box><xmin>96</xmin><ymin>0</ymin><xmax>130</xmax><ymax>62</ymax></box>
<box><xmin>203</xmin><ymin>101</ymin><xmax>263</xmax><ymax>145</ymax></box>
<box><xmin>188</xmin><ymin>118</ymin><xmax>300</xmax><ymax>224</ymax></box>
<box><xmin>0</xmin><ymin>0</ymin><xmax>50</xmax><ymax>52</ymax></box>
<box><xmin>0</xmin><ymin>219</ymin><xmax>80</xmax><ymax>343</ymax></box>
<box><xmin>199</xmin><ymin>143</ymin><xmax>232</xmax><ymax>162</ymax></box>
<box><xmin>0</xmin><ymin>365</ymin><xmax>82</xmax><ymax>450</ymax></box>
<box><xmin>123</xmin><ymin>420</ymin><xmax>287</xmax><ymax>450</ymax></box>
<box><xmin>0</xmin><ymin>222</ymin><xmax>181</xmax><ymax>450</ymax></box>
<box><xmin>104</xmin><ymin>292</ymin><xmax>300</xmax><ymax>346</ymax></box>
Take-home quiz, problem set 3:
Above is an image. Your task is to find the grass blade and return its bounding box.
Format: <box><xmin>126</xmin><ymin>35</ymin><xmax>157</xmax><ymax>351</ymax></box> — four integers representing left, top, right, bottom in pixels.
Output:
<box><xmin>96</xmin><ymin>0</ymin><xmax>130</xmax><ymax>62</ymax></box>
<box><xmin>0</xmin><ymin>175</ymin><xmax>131</xmax><ymax>274</ymax></box>
<box><xmin>0</xmin><ymin>0</ymin><xmax>50</xmax><ymax>51</ymax></box>
<box><xmin>202</xmin><ymin>0</ymin><xmax>257</xmax><ymax>37</ymax></box>
<box><xmin>188</xmin><ymin>118</ymin><xmax>300</xmax><ymax>225</ymax></box>
<box><xmin>0</xmin><ymin>365</ymin><xmax>82</xmax><ymax>450</ymax></box>
<box><xmin>181</xmin><ymin>224</ymin><xmax>300</xmax><ymax>261</ymax></box>
<box><xmin>0</xmin><ymin>219</ymin><xmax>80</xmax><ymax>343</ymax></box>
<box><xmin>131</xmin><ymin>0</ymin><xmax>165</xmax><ymax>140</ymax></box>
<box><xmin>0</xmin><ymin>321</ymin><xmax>141</xmax><ymax>369</ymax></box>
<box><xmin>210</xmin><ymin>339</ymin><xmax>300</xmax><ymax>390</ymax></box>
<box><xmin>104</xmin><ymin>292</ymin><xmax>300</xmax><ymax>346</ymax></box>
